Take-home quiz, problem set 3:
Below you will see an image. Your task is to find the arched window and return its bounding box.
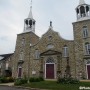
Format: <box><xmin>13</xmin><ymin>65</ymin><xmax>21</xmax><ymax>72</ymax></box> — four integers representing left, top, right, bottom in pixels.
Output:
<box><xmin>85</xmin><ymin>43</ymin><xmax>90</xmax><ymax>55</ymax></box>
<box><xmin>21</xmin><ymin>38</ymin><xmax>25</xmax><ymax>46</ymax></box>
<box><xmin>6</xmin><ymin>62</ymin><xmax>9</xmax><ymax>70</ymax></box>
<box><xmin>63</xmin><ymin>45</ymin><xmax>68</xmax><ymax>57</ymax></box>
<box><xmin>0</xmin><ymin>63</ymin><xmax>2</xmax><ymax>68</ymax></box>
<box><xmin>19</xmin><ymin>51</ymin><xmax>24</xmax><ymax>60</ymax></box>
<box><xmin>35</xmin><ymin>49</ymin><xmax>40</xmax><ymax>59</ymax></box>
<box><xmin>83</xmin><ymin>26</ymin><xmax>88</xmax><ymax>38</ymax></box>
<box><xmin>77</xmin><ymin>8</ymin><xmax>79</xmax><ymax>14</ymax></box>
<box><xmin>47</xmin><ymin>44</ymin><xmax>54</xmax><ymax>49</ymax></box>
<box><xmin>80</xmin><ymin>6</ymin><xmax>85</xmax><ymax>17</ymax></box>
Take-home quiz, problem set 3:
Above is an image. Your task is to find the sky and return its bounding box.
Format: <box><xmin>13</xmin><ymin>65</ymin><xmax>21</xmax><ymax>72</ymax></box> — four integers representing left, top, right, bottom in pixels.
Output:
<box><xmin>0</xmin><ymin>0</ymin><xmax>89</xmax><ymax>54</ymax></box>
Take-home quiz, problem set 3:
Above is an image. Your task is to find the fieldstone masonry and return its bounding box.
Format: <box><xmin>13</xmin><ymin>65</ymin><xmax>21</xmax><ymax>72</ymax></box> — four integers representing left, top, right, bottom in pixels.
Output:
<box><xmin>1</xmin><ymin>0</ymin><xmax>90</xmax><ymax>80</ymax></box>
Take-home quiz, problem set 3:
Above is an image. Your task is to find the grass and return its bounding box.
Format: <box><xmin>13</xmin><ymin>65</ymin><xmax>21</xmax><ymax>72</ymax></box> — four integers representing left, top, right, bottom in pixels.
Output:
<box><xmin>22</xmin><ymin>81</ymin><xmax>90</xmax><ymax>90</ymax></box>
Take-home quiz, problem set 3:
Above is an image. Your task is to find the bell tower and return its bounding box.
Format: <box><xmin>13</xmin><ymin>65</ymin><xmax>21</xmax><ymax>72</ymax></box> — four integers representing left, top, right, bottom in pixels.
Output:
<box><xmin>76</xmin><ymin>0</ymin><xmax>90</xmax><ymax>21</ymax></box>
<box><xmin>73</xmin><ymin>0</ymin><xmax>90</xmax><ymax>79</ymax></box>
<box><xmin>23</xmin><ymin>0</ymin><xmax>35</xmax><ymax>33</ymax></box>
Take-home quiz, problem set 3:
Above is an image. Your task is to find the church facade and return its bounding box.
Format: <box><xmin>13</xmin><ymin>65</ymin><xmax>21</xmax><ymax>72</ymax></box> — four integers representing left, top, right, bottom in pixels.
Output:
<box><xmin>1</xmin><ymin>0</ymin><xmax>90</xmax><ymax>80</ymax></box>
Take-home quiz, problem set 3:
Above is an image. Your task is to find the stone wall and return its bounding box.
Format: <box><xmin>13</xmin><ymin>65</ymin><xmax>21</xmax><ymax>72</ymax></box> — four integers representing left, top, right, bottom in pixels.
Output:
<box><xmin>12</xmin><ymin>32</ymin><xmax>39</xmax><ymax>78</ymax></box>
<box><xmin>26</xmin><ymin>28</ymin><xmax>75</xmax><ymax>79</ymax></box>
<box><xmin>73</xmin><ymin>19</ymin><xmax>90</xmax><ymax>79</ymax></box>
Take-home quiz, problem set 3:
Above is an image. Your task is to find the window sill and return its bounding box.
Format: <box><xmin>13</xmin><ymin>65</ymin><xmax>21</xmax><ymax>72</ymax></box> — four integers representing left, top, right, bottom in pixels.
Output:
<box><xmin>63</xmin><ymin>56</ymin><xmax>69</xmax><ymax>58</ymax></box>
<box><xmin>83</xmin><ymin>37</ymin><xmax>89</xmax><ymax>39</ymax></box>
<box><xmin>34</xmin><ymin>58</ymin><xmax>40</xmax><ymax>60</ymax></box>
<box><xmin>84</xmin><ymin>54</ymin><xmax>90</xmax><ymax>56</ymax></box>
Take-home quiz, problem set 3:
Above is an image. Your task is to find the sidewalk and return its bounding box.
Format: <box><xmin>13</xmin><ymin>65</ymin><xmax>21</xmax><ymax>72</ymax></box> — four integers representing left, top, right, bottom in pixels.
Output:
<box><xmin>0</xmin><ymin>82</ymin><xmax>14</xmax><ymax>86</ymax></box>
<box><xmin>0</xmin><ymin>83</ymin><xmax>47</xmax><ymax>90</ymax></box>
<box><xmin>80</xmin><ymin>80</ymin><xmax>90</xmax><ymax>82</ymax></box>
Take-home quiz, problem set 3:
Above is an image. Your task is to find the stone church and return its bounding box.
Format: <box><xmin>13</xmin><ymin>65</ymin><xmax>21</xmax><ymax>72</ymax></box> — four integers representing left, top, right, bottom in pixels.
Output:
<box><xmin>0</xmin><ymin>0</ymin><xmax>90</xmax><ymax>80</ymax></box>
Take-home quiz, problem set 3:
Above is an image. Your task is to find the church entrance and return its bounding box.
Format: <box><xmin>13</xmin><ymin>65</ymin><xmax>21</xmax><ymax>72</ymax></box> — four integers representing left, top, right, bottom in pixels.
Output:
<box><xmin>18</xmin><ymin>67</ymin><xmax>22</xmax><ymax>78</ymax></box>
<box><xmin>45</xmin><ymin>57</ymin><xmax>55</xmax><ymax>79</ymax></box>
<box><xmin>46</xmin><ymin>64</ymin><xmax>54</xmax><ymax>79</ymax></box>
<box><xmin>87</xmin><ymin>65</ymin><xmax>90</xmax><ymax>79</ymax></box>
<box><xmin>40</xmin><ymin>50</ymin><xmax>61</xmax><ymax>79</ymax></box>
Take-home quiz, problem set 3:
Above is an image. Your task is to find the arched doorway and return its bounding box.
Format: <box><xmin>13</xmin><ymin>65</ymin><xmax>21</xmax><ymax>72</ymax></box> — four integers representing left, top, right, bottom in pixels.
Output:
<box><xmin>45</xmin><ymin>57</ymin><xmax>56</xmax><ymax>79</ymax></box>
<box><xmin>40</xmin><ymin>50</ymin><xmax>61</xmax><ymax>79</ymax></box>
<box><xmin>86</xmin><ymin>64</ymin><xmax>90</xmax><ymax>79</ymax></box>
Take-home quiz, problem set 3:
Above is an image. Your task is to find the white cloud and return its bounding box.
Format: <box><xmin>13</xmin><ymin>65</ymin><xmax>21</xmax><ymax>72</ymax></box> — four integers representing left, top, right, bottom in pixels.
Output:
<box><xmin>0</xmin><ymin>0</ymin><xmax>89</xmax><ymax>54</ymax></box>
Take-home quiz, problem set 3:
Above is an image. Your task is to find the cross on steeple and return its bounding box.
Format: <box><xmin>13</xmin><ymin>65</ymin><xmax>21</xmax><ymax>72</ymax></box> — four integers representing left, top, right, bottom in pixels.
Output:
<box><xmin>28</xmin><ymin>0</ymin><xmax>33</xmax><ymax>18</ymax></box>
<box><xmin>30</xmin><ymin>0</ymin><xmax>32</xmax><ymax>9</ymax></box>
<box><xmin>49</xmin><ymin>21</ymin><xmax>53</xmax><ymax>29</ymax></box>
<box><xmin>50</xmin><ymin>21</ymin><xmax>52</xmax><ymax>27</ymax></box>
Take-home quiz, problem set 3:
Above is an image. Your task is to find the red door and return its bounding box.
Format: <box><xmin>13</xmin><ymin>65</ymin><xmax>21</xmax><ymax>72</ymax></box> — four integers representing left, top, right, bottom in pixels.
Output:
<box><xmin>87</xmin><ymin>65</ymin><xmax>90</xmax><ymax>79</ymax></box>
<box><xmin>18</xmin><ymin>68</ymin><xmax>22</xmax><ymax>78</ymax></box>
<box><xmin>46</xmin><ymin>64</ymin><xmax>54</xmax><ymax>79</ymax></box>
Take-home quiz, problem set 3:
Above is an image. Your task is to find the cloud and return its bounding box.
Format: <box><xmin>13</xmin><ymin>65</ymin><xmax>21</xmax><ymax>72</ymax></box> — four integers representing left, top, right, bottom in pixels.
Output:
<box><xmin>0</xmin><ymin>0</ymin><xmax>89</xmax><ymax>54</ymax></box>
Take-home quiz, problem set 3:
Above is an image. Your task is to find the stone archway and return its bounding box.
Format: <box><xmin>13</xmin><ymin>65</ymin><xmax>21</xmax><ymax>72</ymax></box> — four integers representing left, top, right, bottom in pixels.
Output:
<box><xmin>40</xmin><ymin>50</ymin><xmax>62</xmax><ymax>79</ymax></box>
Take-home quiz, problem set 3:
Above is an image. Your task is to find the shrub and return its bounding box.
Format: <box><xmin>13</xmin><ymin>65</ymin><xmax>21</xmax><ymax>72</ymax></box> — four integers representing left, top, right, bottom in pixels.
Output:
<box><xmin>14</xmin><ymin>79</ymin><xmax>21</xmax><ymax>85</ymax></box>
<box><xmin>0</xmin><ymin>77</ymin><xmax>8</xmax><ymax>83</ymax></box>
<box><xmin>29</xmin><ymin>77</ymin><xmax>34</xmax><ymax>82</ymax></box>
<box><xmin>29</xmin><ymin>77</ymin><xmax>44</xmax><ymax>82</ymax></box>
<box><xmin>0</xmin><ymin>76</ymin><xmax>14</xmax><ymax>83</ymax></box>
<box><xmin>29</xmin><ymin>77</ymin><xmax>39</xmax><ymax>82</ymax></box>
<box><xmin>57</xmin><ymin>77</ymin><xmax>80</xmax><ymax>84</ymax></box>
<box><xmin>39</xmin><ymin>77</ymin><xmax>44</xmax><ymax>81</ymax></box>
<box><xmin>20</xmin><ymin>78</ymin><xmax>27</xmax><ymax>84</ymax></box>
<box><xmin>6</xmin><ymin>77</ymin><xmax>14</xmax><ymax>82</ymax></box>
<box><xmin>14</xmin><ymin>78</ymin><xmax>27</xmax><ymax>85</ymax></box>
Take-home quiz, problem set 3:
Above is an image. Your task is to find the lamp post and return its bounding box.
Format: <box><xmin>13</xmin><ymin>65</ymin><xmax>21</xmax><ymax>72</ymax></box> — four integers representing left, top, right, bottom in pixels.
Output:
<box><xmin>27</xmin><ymin>43</ymin><xmax>32</xmax><ymax>83</ymax></box>
<box><xmin>65</xmin><ymin>57</ymin><xmax>71</xmax><ymax>78</ymax></box>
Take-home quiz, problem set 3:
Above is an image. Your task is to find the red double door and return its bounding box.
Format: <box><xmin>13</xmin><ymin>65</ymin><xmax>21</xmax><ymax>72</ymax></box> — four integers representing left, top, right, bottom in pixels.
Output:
<box><xmin>87</xmin><ymin>65</ymin><xmax>90</xmax><ymax>79</ymax></box>
<box><xmin>46</xmin><ymin>64</ymin><xmax>54</xmax><ymax>79</ymax></box>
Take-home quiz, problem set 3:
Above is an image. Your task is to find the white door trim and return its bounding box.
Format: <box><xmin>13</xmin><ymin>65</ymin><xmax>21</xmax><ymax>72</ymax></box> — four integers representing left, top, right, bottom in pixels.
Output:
<box><xmin>17</xmin><ymin>66</ymin><xmax>22</xmax><ymax>78</ymax></box>
<box><xmin>45</xmin><ymin>63</ymin><xmax>56</xmax><ymax>79</ymax></box>
<box><xmin>86</xmin><ymin>64</ymin><xmax>90</xmax><ymax>79</ymax></box>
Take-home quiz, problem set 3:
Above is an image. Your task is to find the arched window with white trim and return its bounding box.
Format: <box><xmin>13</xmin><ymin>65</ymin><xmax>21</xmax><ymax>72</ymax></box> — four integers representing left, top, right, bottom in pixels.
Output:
<box><xmin>19</xmin><ymin>51</ymin><xmax>24</xmax><ymax>60</ymax></box>
<box><xmin>63</xmin><ymin>45</ymin><xmax>68</xmax><ymax>57</ymax></box>
<box><xmin>85</xmin><ymin>43</ymin><xmax>90</xmax><ymax>55</ymax></box>
<box><xmin>6</xmin><ymin>62</ymin><xmax>9</xmax><ymax>70</ymax></box>
<box><xmin>83</xmin><ymin>26</ymin><xmax>88</xmax><ymax>38</ymax></box>
<box><xmin>21</xmin><ymin>38</ymin><xmax>25</xmax><ymax>46</ymax></box>
<box><xmin>35</xmin><ymin>49</ymin><xmax>40</xmax><ymax>59</ymax></box>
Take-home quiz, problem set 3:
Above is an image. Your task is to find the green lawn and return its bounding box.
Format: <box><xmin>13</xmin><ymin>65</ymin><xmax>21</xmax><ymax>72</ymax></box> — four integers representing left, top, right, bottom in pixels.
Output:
<box><xmin>22</xmin><ymin>81</ymin><xmax>90</xmax><ymax>90</ymax></box>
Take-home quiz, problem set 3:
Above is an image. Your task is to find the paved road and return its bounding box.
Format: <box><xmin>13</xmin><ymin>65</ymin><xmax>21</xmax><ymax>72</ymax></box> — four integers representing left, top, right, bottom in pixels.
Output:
<box><xmin>0</xmin><ymin>86</ymin><xmax>29</xmax><ymax>90</ymax></box>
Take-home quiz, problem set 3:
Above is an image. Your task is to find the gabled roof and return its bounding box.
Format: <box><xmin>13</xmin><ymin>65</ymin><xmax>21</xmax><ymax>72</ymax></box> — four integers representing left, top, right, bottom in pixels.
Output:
<box><xmin>0</xmin><ymin>53</ymin><xmax>13</xmax><ymax>61</ymax></box>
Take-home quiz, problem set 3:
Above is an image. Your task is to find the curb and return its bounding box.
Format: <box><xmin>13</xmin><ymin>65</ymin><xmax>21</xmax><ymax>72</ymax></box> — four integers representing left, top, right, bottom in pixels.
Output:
<box><xmin>0</xmin><ymin>84</ymin><xmax>48</xmax><ymax>90</ymax></box>
<box><xmin>14</xmin><ymin>86</ymin><xmax>48</xmax><ymax>90</ymax></box>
